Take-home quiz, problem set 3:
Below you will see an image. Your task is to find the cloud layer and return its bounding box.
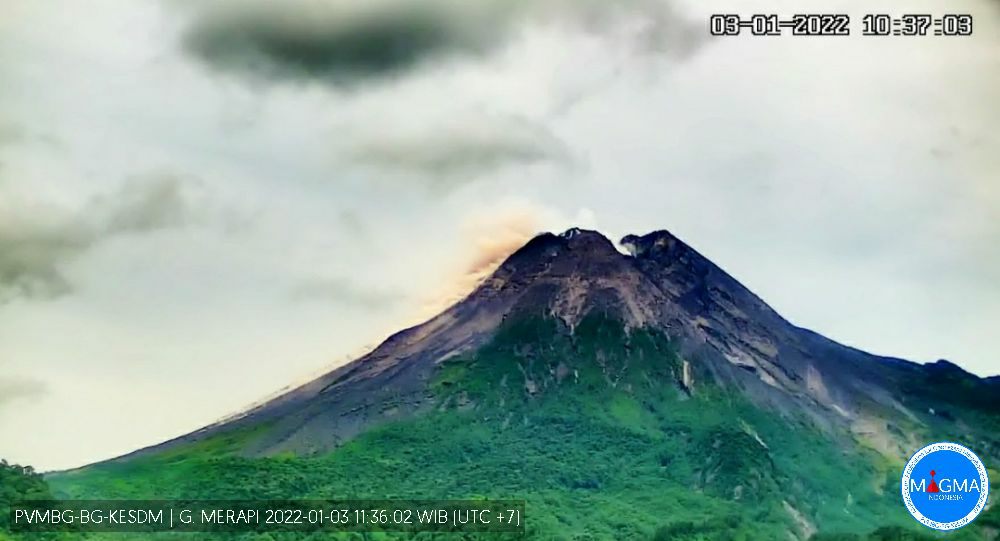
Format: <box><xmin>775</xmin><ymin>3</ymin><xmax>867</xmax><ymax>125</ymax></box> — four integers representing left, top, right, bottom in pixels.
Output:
<box><xmin>184</xmin><ymin>0</ymin><xmax>525</xmax><ymax>85</ymax></box>
<box><xmin>290</xmin><ymin>277</ymin><xmax>397</xmax><ymax>309</ymax></box>
<box><xmin>0</xmin><ymin>377</ymin><xmax>47</xmax><ymax>409</ymax></box>
<box><xmin>348</xmin><ymin>112</ymin><xmax>570</xmax><ymax>182</ymax></box>
<box><xmin>183</xmin><ymin>0</ymin><xmax>701</xmax><ymax>85</ymax></box>
<box><xmin>0</xmin><ymin>175</ymin><xmax>193</xmax><ymax>302</ymax></box>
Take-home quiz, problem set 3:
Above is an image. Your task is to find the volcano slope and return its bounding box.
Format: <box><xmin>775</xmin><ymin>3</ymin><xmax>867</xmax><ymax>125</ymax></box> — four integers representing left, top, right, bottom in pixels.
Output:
<box><xmin>45</xmin><ymin>229</ymin><xmax>1000</xmax><ymax>540</ymax></box>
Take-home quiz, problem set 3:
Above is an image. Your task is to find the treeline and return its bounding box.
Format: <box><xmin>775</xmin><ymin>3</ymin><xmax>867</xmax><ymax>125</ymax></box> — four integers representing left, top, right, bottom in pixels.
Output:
<box><xmin>1</xmin><ymin>460</ymin><xmax>55</xmax><ymax>538</ymax></box>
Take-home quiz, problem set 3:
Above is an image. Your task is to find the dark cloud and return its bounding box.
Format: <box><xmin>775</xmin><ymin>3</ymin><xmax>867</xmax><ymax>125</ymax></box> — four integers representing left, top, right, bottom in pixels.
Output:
<box><xmin>290</xmin><ymin>278</ymin><xmax>397</xmax><ymax>309</ymax></box>
<box><xmin>0</xmin><ymin>175</ymin><xmax>194</xmax><ymax>303</ymax></box>
<box><xmin>184</xmin><ymin>0</ymin><xmax>511</xmax><ymax>85</ymax></box>
<box><xmin>0</xmin><ymin>376</ymin><xmax>48</xmax><ymax>408</ymax></box>
<box><xmin>348</xmin><ymin>113</ymin><xmax>570</xmax><ymax>182</ymax></box>
<box><xmin>182</xmin><ymin>0</ymin><xmax>703</xmax><ymax>86</ymax></box>
<box><xmin>93</xmin><ymin>175</ymin><xmax>190</xmax><ymax>233</ymax></box>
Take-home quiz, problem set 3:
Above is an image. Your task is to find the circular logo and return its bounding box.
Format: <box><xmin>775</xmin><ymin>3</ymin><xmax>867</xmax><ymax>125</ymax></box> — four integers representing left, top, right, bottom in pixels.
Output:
<box><xmin>901</xmin><ymin>442</ymin><xmax>989</xmax><ymax>530</ymax></box>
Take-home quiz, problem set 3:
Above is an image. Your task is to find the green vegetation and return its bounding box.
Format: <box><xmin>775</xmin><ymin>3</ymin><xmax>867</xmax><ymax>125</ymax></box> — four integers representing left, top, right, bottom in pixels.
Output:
<box><xmin>12</xmin><ymin>314</ymin><xmax>997</xmax><ymax>541</ymax></box>
<box><xmin>0</xmin><ymin>460</ymin><xmax>76</xmax><ymax>541</ymax></box>
<box><xmin>1</xmin><ymin>460</ymin><xmax>53</xmax><ymax>528</ymax></box>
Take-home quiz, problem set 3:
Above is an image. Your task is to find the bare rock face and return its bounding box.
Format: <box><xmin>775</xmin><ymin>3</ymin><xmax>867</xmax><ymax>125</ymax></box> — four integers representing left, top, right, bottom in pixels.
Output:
<box><xmin>131</xmin><ymin>228</ymin><xmax>998</xmax><ymax>461</ymax></box>
<box><xmin>681</xmin><ymin>360</ymin><xmax>694</xmax><ymax>393</ymax></box>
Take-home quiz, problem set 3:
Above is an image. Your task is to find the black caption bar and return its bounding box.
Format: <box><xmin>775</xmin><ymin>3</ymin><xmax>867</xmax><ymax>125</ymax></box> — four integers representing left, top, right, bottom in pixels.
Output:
<box><xmin>10</xmin><ymin>499</ymin><xmax>525</xmax><ymax>533</ymax></box>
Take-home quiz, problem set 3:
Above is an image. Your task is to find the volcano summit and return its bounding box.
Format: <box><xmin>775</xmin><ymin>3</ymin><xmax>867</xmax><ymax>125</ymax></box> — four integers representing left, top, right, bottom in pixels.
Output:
<box><xmin>50</xmin><ymin>229</ymin><xmax>1000</xmax><ymax>540</ymax></box>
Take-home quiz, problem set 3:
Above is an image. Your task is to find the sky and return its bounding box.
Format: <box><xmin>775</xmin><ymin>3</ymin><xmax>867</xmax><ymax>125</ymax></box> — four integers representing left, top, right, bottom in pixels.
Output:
<box><xmin>0</xmin><ymin>0</ymin><xmax>998</xmax><ymax>471</ymax></box>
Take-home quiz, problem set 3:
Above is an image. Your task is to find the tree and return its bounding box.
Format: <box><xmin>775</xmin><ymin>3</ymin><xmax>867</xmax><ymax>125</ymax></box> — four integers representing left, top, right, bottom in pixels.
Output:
<box><xmin>0</xmin><ymin>459</ymin><xmax>54</xmax><ymax>532</ymax></box>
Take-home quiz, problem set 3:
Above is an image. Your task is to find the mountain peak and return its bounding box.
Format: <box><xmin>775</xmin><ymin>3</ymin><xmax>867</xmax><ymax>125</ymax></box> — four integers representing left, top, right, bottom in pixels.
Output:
<box><xmin>559</xmin><ymin>227</ymin><xmax>610</xmax><ymax>243</ymax></box>
<box><xmin>494</xmin><ymin>228</ymin><xmax>624</xmax><ymax>278</ymax></box>
<box><xmin>620</xmin><ymin>230</ymin><xmax>712</xmax><ymax>269</ymax></box>
<box><xmin>620</xmin><ymin>230</ymin><xmax>682</xmax><ymax>256</ymax></box>
<box><xmin>128</xmin><ymin>225</ymin><xmax>998</xmax><ymax>474</ymax></box>
<box><xmin>505</xmin><ymin>229</ymin><xmax>693</xmax><ymax>269</ymax></box>
<box><xmin>526</xmin><ymin>228</ymin><xmax>617</xmax><ymax>251</ymax></box>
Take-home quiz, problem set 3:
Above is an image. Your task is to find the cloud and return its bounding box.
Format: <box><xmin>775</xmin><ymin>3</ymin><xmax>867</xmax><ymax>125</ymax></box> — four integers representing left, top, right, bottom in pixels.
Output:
<box><xmin>0</xmin><ymin>174</ymin><xmax>194</xmax><ymax>302</ymax></box>
<box><xmin>183</xmin><ymin>0</ymin><xmax>512</xmax><ymax>85</ymax></box>
<box><xmin>290</xmin><ymin>278</ymin><xmax>397</xmax><ymax>309</ymax></box>
<box><xmin>181</xmin><ymin>0</ymin><xmax>702</xmax><ymax>86</ymax></box>
<box><xmin>348</xmin><ymin>112</ymin><xmax>570</xmax><ymax>182</ymax></box>
<box><xmin>93</xmin><ymin>175</ymin><xmax>191</xmax><ymax>233</ymax></box>
<box><xmin>0</xmin><ymin>123</ymin><xmax>27</xmax><ymax>147</ymax></box>
<box><xmin>0</xmin><ymin>376</ymin><xmax>47</xmax><ymax>408</ymax></box>
<box><xmin>0</xmin><ymin>122</ymin><xmax>60</xmax><ymax>151</ymax></box>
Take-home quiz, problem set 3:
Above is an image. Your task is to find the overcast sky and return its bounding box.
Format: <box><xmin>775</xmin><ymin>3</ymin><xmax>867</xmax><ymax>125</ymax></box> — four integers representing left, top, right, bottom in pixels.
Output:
<box><xmin>1</xmin><ymin>0</ymin><xmax>998</xmax><ymax>471</ymax></box>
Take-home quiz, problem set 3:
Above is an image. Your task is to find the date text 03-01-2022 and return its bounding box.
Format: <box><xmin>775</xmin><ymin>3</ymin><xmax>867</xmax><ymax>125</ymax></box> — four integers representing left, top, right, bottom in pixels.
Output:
<box><xmin>710</xmin><ymin>14</ymin><xmax>973</xmax><ymax>37</ymax></box>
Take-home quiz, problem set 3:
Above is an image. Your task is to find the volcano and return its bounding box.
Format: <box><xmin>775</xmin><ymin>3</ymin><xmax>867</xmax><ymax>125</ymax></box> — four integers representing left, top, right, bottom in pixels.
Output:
<box><xmin>49</xmin><ymin>229</ymin><xmax>1000</xmax><ymax>540</ymax></box>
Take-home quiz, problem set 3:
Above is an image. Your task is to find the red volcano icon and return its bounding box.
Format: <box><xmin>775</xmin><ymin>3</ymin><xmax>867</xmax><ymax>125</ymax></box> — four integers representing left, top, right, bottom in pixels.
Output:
<box><xmin>927</xmin><ymin>470</ymin><xmax>940</xmax><ymax>493</ymax></box>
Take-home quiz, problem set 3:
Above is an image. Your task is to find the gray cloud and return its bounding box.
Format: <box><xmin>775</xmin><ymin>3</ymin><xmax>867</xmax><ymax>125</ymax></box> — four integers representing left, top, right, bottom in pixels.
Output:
<box><xmin>182</xmin><ymin>0</ymin><xmax>702</xmax><ymax>86</ymax></box>
<box><xmin>0</xmin><ymin>122</ymin><xmax>62</xmax><ymax>152</ymax></box>
<box><xmin>348</xmin><ymin>113</ymin><xmax>570</xmax><ymax>183</ymax></box>
<box><xmin>290</xmin><ymin>278</ymin><xmax>397</xmax><ymax>309</ymax></box>
<box><xmin>184</xmin><ymin>0</ymin><xmax>511</xmax><ymax>85</ymax></box>
<box><xmin>336</xmin><ymin>210</ymin><xmax>367</xmax><ymax>237</ymax></box>
<box><xmin>0</xmin><ymin>376</ymin><xmax>47</xmax><ymax>408</ymax></box>
<box><xmin>0</xmin><ymin>174</ymin><xmax>194</xmax><ymax>302</ymax></box>
<box><xmin>93</xmin><ymin>175</ymin><xmax>190</xmax><ymax>233</ymax></box>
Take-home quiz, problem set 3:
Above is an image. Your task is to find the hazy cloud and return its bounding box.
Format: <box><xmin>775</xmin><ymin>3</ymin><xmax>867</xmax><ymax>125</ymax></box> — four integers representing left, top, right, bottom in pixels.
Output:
<box><xmin>182</xmin><ymin>0</ymin><xmax>702</xmax><ymax>86</ymax></box>
<box><xmin>0</xmin><ymin>175</ymin><xmax>194</xmax><ymax>302</ymax></box>
<box><xmin>0</xmin><ymin>122</ymin><xmax>62</xmax><ymax>154</ymax></box>
<box><xmin>0</xmin><ymin>123</ymin><xmax>27</xmax><ymax>147</ymax></box>
<box><xmin>348</xmin><ymin>113</ymin><xmax>570</xmax><ymax>182</ymax></box>
<box><xmin>0</xmin><ymin>376</ymin><xmax>47</xmax><ymax>408</ymax></box>
<box><xmin>95</xmin><ymin>176</ymin><xmax>191</xmax><ymax>233</ymax></box>
<box><xmin>290</xmin><ymin>278</ymin><xmax>397</xmax><ymax>309</ymax></box>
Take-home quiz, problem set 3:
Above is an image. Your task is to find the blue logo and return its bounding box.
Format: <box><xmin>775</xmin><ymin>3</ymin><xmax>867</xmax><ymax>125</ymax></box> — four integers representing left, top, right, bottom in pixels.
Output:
<box><xmin>901</xmin><ymin>442</ymin><xmax>989</xmax><ymax>530</ymax></box>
